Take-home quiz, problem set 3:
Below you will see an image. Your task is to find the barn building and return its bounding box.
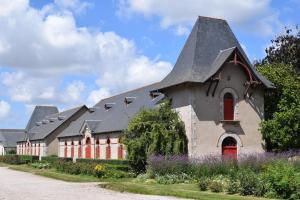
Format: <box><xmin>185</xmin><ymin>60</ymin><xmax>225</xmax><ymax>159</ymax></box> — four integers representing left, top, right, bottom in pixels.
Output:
<box><xmin>11</xmin><ymin>16</ymin><xmax>274</xmax><ymax>160</ymax></box>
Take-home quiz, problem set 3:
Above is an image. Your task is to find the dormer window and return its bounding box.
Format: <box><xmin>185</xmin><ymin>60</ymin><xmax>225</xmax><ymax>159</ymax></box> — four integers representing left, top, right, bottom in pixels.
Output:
<box><xmin>49</xmin><ymin>118</ymin><xmax>56</xmax><ymax>122</ymax></box>
<box><xmin>104</xmin><ymin>103</ymin><xmax>115</xmax><ymax>110</ymax></box>
<box><xmin>35</xmin><ymin>122</ymin><xmax>42</xmax><ymax>126</ymax></box>
<box><xmin>150</xmin><ymin>92</ymin><xmax>161</xmax><ymax>99</ymax></box>
<box><xmin>124</xmin><ymin>97</ymin><xmax>136</xmax><ymax>106</ymax></box>
<box><xmin>58</xmin><ymin>116</ymin><xmax>65</xmax><ymax>120</ymax></box>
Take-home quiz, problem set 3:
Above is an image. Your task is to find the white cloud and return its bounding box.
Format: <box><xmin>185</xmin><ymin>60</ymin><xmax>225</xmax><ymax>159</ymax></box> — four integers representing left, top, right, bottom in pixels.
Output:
<box><xmin>0</xmin><ymin>0</ymin><xmax>172</xmax><ymax>107</ymax></box>
<box><xmin>0</xmin><ymin>100</ymin><xmax>10</xmax><ymax>119</ymax></box>
<box><xmin>65</xmin><ymin>81</ymin><xmax>85</xmax><ymax>102</ymax></box>
<box><xmin>87</xmin><ymin>88</ymin><xmax>111</xmax><ymax>106</ymax></box>
<box><xmin>118</xmin><ymin>0</ymin><xmax>281</xmax><ymax>36</ymax></box>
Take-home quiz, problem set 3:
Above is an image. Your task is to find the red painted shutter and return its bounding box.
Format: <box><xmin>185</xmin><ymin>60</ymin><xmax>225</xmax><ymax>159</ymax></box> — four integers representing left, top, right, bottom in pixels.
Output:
<box><xmin>222</xmin><ymin>146</ymin><xmax>237</xmax><ymax>160</ymax></box>
<box><xmin>224</xmin><ymin>99</ymin><xmax>234</xmax><ymax>120</ymax></box>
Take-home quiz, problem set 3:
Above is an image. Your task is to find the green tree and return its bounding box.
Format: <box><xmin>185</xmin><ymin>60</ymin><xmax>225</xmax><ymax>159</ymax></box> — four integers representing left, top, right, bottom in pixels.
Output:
<box><xmin>262</xmin><ymin>27</ymin><xmax>300</xmax><ymax>73</ymax></box>
<box><xmin>257</xmin><ymin>63</ymin><xmax>300</xmax><ymax>151</ymax></box>
<box><xmin>122</xmin><ymin>100</ymin><xmax>188</xmax><ymax>172</ymax></box>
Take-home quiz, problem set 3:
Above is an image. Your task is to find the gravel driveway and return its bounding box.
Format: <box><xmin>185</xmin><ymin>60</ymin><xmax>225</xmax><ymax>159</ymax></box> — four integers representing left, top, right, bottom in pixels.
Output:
<box><xmin>0</xmin><ymin>167</ymin><xmax>182</xmax><ymax>200</ymax></box>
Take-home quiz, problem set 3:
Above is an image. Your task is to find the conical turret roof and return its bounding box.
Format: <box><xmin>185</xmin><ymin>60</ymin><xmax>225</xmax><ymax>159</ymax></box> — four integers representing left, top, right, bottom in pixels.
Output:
<box><xmin>154</xmin><ymin>16</ymin><xmax>274</xmax><ymax>91</ymax></box>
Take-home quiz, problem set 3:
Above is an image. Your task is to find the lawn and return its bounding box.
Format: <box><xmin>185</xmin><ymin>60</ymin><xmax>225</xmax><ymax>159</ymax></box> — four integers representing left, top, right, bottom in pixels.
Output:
<box><xmin>100</xmin><ymin>181</ymin><xmax>269</xmax><ymax>200</ymax></box>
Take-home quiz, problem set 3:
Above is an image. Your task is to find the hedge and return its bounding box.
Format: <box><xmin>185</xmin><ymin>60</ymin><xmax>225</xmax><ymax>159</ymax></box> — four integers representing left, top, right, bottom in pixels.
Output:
<box><xmin>41</xmin><ymin>156</ymin><xmax>72</xmax><ymax>164</ymax></box>
<box><xmin>76</xmin><ymin>158</ymin><xmax>129</xmax><ymax>165</ymax></box>
<box><xmin>0</xmin><ymin>155</ymin><xmax>39</xmax><ymax>164</ymax></box>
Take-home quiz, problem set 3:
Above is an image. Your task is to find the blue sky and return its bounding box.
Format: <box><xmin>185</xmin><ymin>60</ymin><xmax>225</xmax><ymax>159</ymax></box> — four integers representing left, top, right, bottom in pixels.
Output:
<box><xmin>0</xmin><ymin>0</ymin><xmax>299</xmax><ymax>128</ymax></box>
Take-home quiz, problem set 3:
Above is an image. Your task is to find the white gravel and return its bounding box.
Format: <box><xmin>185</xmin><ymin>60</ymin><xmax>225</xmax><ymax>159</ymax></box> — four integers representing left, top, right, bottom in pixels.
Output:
<box><xmin>0</xmin><ymin>167</ymin><xmax>183</xmax><ymax>200</ymax></box>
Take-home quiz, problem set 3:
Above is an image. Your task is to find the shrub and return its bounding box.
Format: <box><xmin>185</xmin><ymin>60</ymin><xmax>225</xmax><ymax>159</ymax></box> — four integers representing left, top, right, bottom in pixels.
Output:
<box><xmin>208</xmin><ymin>180</ymin><xmax>223</xmax><ymax>193</ymax></box>
<box><xmin>260</xmin><ymin>161</ymin><xmax>300</xmax><ymax>199</ymax></box>
<box><xmin>19</xmin><ymin>155</ymin><xmax>39</xmax><ymax>163</ymax></box>
<box><xmin>237</xmin><ymin>168</ymin><xmax>258</xmax><ymax>196</ymax></box>
<box><xmin>76</xmin><ymin>158</ymin><xmax>129</xmax><ymax>165</ymax></box>
<box><xmin>94</xmin><ymin>164</ymin><xmax>106</xmax><ymax>178</ymax></box>
<box><xmin>31</xmin><ymin>162</ymin><xmax>51</xmax><ymax>169</ymax></box>
<box><xmin>198</xmin><ymin>177</ymin><xmax>210</xmax><ymax>191</ymax></box>
<box><xmin>226</xmin><ymin>180</ymin><xmax>240</xmax><ymax>194</ymax></box>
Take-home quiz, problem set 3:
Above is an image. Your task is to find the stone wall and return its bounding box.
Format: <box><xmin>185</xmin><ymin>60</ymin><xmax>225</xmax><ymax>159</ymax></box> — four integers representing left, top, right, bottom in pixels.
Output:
<box><xmin>165</xmin><ymin>63</ymin><xmax>265</xmax><ymax>158</ymax></box>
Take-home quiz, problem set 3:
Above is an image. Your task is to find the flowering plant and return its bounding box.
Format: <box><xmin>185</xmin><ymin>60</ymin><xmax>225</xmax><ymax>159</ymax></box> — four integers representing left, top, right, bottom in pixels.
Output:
<box><xmin>94</xmin><ymin>164</ymin><xmax>106</xmax><ymax>178</ymax></box>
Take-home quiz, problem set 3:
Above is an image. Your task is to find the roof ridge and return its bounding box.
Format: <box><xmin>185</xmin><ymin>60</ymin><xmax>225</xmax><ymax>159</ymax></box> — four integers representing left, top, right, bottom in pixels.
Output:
<box><xmin>94</xmin><ymin>82</ymin><xmax>159</xmax><ymax>106</ymax></box>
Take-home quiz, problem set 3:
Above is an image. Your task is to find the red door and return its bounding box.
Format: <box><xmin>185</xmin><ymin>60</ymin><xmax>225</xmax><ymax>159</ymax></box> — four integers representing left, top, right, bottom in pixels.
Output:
<box><xmin>106</xmin><ymin>145</ymin><xmax>111</xmax><ymax>160</ymax></box>
<box><xmin>85</xmin><ymin>138</ymin><xmax>91</xmax><ymax>159</ymax></box>
<box><xmin>222</xmin><ymin>146</ymin><xmax>237</xmax><ymax>160</ymax></box>
<box><xmin>224</xmin><ymin>93</ymin><xmax>234</xmax><ymax>120</ymax></box>
<box><xmin>118</xmin><ymin>145</ymin><xmax>123</xmax><ymax>160</ymax></box>
<box><xmin>64</xmin><ymin>142</ymin><xmax>67</xmax><ymax>157</ymax></box>
<box><xmin>222</xmin><ymin>137</ymin><xmax>237</xmax><ymax>160</ymax></box>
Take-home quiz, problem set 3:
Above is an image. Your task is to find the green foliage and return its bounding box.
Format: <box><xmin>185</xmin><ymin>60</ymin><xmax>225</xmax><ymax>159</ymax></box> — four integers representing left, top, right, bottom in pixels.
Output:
<box><xmin>208</xmin><ymin>179</ymin><xmax>224</xmax><ymax>193</ymax></box>
<box><xmin>226</xmin><ymin>180</ymin><xmax>240</xmax><ymax>194</ymax></box>
<box><xmin>31</xmin><ymin>162</ymin><xmax>51</xmax><ymax>169</ymax></box>
<box><xmin>260</xmin><ymin>161</ymin><xmax>300</xmax><ymax>199</ymax></box>
<box><xmin>198</xmin><ymin>177</ymin><xmax>210</xmax><ymax>191</ymax></box>
<box><xmin>237</xmin><ymin>168</ymin><xmax>258</xmax><ymax>196</ymax></box>
<box><xmin>155</xmin><ymin>173</ymin><xmax>192</xmax><ymax>185</ymax></box>
<box><xmin>262</xmin><ymin>27</ymin><xmax>300</xmax><ymax>73</ymax></box>
<box><xmin>123</xmin><ymin>100</ymin><xmax>188</xmax><ymax>172</ymax></box>
<box><xmin>41</xmin><ymin>156</ymin><xmax>72</xmax><ymax>165</ymax></box>
<box><xmin>257</xmin><ymin>63</ymin><xmax>300</xmax><ymax>151</ymax></box>
<box><xmin>0</xmin><ymin>155</ymin><xmax>39</xmax><ymax>164</ymax></box>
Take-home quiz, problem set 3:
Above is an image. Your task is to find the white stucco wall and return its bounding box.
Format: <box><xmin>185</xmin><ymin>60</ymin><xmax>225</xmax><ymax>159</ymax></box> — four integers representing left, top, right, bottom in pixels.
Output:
<box><xmin>0</xmin><ymin>144</ymin><xmax>4</xmax><ymax>155</ymax></box>
<box><xmin>58</xmin><ymin>128</ymin><xmax>126</xmax><ymax>160</ymax></box>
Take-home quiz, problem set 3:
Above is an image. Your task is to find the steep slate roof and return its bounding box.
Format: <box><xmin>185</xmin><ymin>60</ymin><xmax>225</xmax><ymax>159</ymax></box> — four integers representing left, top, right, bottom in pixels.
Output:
<box><xmin>58</xmin><ymin>83</ymin><xmax>164</xmax><ymax>138</ymax></box>
<box><xmin>0</xmin><ymin>129</ymin><xmax>25</xmax><ymax>148</ymax></box>
<box><xmin>25</xmin><ymin>106</ymin><xmax>59</xmax><ymax>132</ymax></box>
<box><xmin>154</xmin><ymin>16</ymin><xmax>274</xmax><ymax>91</ymax></box>
<box><xmin>25</xmin><ymin>105</ymin><xmax>86</xmax><ymax>141</ymax></box>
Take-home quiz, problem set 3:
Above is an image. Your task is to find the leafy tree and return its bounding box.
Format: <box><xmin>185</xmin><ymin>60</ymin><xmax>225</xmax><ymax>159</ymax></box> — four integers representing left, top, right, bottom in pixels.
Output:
<box><xmin>262</xmin><ymin>27</ymin><xmax>300</xmax><ymax>73</ymax></box>
<box><xmin>122</xmin><ymin>100</ymin><xmax>188</xmax><ymax>172</ymax></box>
<box><xmin>257</xmin><ymin>63</ymin><xmax>300</xmax><ymax>151</ymax></box>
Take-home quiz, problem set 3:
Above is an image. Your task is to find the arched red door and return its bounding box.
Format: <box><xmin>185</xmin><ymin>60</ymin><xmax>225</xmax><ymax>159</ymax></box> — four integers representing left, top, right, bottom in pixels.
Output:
<box><xmin>78</xmin><ymin>141</ymin><xmax>82</xmax><ymax>158</ymax></box>
<box><xmin>222</xmin><ymin>137</ymin><xmax>237</xmax><ymax>160</ymax></box>
<box><xmin>95</xmin><ymin>139</ymin><xmax>100</xmax><ymax>159</ymax></box>
<box><xmin>71</xmin><ymin>141</ymin><xmax>74</xmax><ymax>158</ymax></box>
<box><xmin>106</xmin><ymin>138</ymin><xmax>111</xmax><ymax>160</ymax></box>
<box><xmin>85</xmin><ymin>137</ymin><xmax>91</xmax><ymax>159</ymax></box>
<box><xmin>64</xmin><ymin>141</ymin><xmax>67</xmax><ymax>157</ymax></box>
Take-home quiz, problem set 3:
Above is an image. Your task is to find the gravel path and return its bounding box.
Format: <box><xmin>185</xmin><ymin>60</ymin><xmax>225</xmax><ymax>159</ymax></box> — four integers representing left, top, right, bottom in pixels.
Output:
<box><xmin>0</xmin><ymin>167</ymin><xmax>183</xmax><ymax>200</ymax></box>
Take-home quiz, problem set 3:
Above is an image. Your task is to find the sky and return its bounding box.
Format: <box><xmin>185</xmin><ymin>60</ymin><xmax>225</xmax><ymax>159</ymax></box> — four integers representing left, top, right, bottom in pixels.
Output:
<box><xmin>0</xmin><ymin>0</ymin><xmax>299</xmax><ymax>128</ymax></box>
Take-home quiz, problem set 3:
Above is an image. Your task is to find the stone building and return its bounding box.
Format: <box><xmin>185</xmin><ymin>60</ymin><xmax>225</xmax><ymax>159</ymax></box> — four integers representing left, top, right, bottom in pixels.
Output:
<box><xmin>17</xmin><ymin>105</ymin><xmax>87</xmax><ymax>157</ymax></box>
<box><xmin>0</xmin><ymin>129</ymin><xmax>24</xmax><ymax>155</ymax></box>
<box><xmin>10</xmin><ymin>16</ymin><xmax>274</xmax><ymax>160</ymax></box>
<box><xmin>57</xmin><ymin>84</ymin><xmax>163</xmax><ymax>160</ymax></box>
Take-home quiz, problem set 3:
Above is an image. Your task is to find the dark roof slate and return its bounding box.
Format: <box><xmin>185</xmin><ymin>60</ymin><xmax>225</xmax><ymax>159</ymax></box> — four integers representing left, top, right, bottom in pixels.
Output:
<box><xmin>58</xmin><ymin>83</ymin><xmax>164</xmax><ymax>138</ymax></box>
<box><xmin>0</xmin><ymin>129</ymin><xmax>25</xmax><ymax>147</ymax></box>
<box><xmin>25</xmin><ymin>105</ymin><xmax>86</xmax><ymax>141</ymax></box>
<box><xmin>154</xmin><ymin>16</ymin><xmax>274</xmax><ymax>91</ymax></box>
<box><xmin>25</xmin><ymin>106</ymin><xmax>59</xmax><ymax>132</ymax></box>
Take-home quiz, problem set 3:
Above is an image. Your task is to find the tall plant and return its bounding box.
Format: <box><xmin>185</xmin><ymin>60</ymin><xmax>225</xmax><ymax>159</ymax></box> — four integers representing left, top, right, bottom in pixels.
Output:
<box><xmin>122</xmin><ymin>100</ymin><xmax>188</xmax><ymax>172</ymax></box>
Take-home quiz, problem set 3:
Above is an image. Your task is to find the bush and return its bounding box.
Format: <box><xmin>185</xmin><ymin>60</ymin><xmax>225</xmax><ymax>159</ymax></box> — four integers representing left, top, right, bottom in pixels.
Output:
<box><xmin>226</xmin><ymin>180</ymin><xmax>240</xmax><ymax>194</ymax></box>
<box><xmin>76</xmin><ymin>158</ymin><xmax>129</xmax><ymax>165</ymax></box>
<box><xmin>208</xmin><ymin>180</ymin><xmax>223</xmax><ymax>193</ymax></box>
<box><xmin>31</xmin><ymin>162</ymin><xmax>51</xmax><ymax>169</ymax></box>
<box><xmin>0</xmin><ymin>155</ymin><xmax>38</xmax><ymax>164</ymax></box>
<box><xmin>237</xmin><ymin>168</ymin><xmax>258</xmax><ymax>196</ymax></box>
<box><xmin>260</xmin><ymin>161</ymin><xmax>300</xmax><ymax>199</ymax></box>
<box><xmin>198</xmin><ymin>177</ymin><xmax>210</xmax><ymax>191</ymax></box>
<box><xmin>94</xmin><ymin>164</ymin><xmax>106</xmax><ymax>178</ymax></box>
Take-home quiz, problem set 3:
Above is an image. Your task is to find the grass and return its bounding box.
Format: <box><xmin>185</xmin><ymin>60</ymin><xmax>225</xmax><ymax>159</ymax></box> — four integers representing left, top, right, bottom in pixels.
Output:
<box><xmin>100</xmin><ymin>181</ymin><xmax>269</xmax><ymax>200</ymax></box>
<box><xmin>7</xmin><ymin>164</ymin><xmax>100</xmax><ymax>182</ymax></box>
